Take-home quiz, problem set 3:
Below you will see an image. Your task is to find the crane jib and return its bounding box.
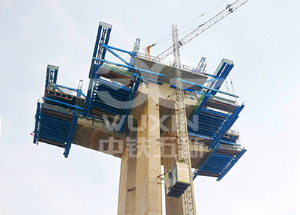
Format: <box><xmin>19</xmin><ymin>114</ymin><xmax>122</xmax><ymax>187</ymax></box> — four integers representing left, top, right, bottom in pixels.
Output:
<box><xmin>156</xmin><ymin>0</ymin><xmax>250</xmax><ymax>61</ymax></box>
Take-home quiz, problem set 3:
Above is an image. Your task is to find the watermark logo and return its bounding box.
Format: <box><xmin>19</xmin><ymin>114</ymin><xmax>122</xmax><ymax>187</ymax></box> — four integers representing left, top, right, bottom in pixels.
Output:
<box><xmin>98</xmin><ymin>136</ymin><xmax>205</xmax><ymax>159</ymax></box>
<box><xmin>101</xmin><ymin>114</ymin><xmax>200</xmax><ymax>133</ymax></box>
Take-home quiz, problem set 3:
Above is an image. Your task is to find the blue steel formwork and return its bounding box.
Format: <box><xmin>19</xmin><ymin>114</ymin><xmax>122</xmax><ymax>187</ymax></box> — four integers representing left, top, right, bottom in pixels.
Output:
<box><xmin>188</xmin><ymin>91</ymin><xmax>244</xmax><ymax>149</ymax></box>
<box><xmin>87</xmin><ymin>73</ymin><xmax>141</xmax><ymax>132</ymax></box>
<box><xmin>181</xmin><ymin>58</ymin><xmax>246</xmax><ymax>181</ymax></box>
<box><xmin>205</xmin><ymin>59</ymin><xmax>234</xmax><ymax>96</ymax></box>
<box><xmin>33</xmin><ymin>21</ymin><xmax>246</xmax><ymax>181</ymax></box>
<box><xmin>33</xmin><ymin>64</ymin><xmax>83</xmax><ymax>157</ymax></box>
<box><xmin>84</xmin><ymin>22</ymin><xmax>112</xmax><ymax>117</ymax></box>
<box><xmin>34</xmin><ymin>21</ymin><xmax>165</xmax><ymax>157</ymax></box>
<box><xmin>34</xmin><ymin>102</ymin><xmax>79</xmax><ymax>157</ymax></box>
<box><xmin>208</xmin><ymin>104</ymin><xmax>244</xmax><ymax>149</ymax></box>
<box><xmin>192</xmin><ymin>145</ymin><xmax>247</xmax><ymax>181</ymax></box>
<box><xmin>83</xmin><ymin>22</ymin><xmax>163</xmax><ymax>133</ymax></box>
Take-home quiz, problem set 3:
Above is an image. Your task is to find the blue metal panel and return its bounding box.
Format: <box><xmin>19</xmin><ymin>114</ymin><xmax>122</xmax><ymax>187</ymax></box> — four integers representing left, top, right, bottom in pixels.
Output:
<box><xmin>193</xmin><ymin>145</ymin><xmax>220</xmax><ymax>180</ymax></box>
<box><xmin>92</xmin><ymin>79</ymin><xmax>130</xmax><ymax>114</ymax></box>
<box><xmin>206</xmin><ymin>61</ymin><xmax>234</xmax><ymax>96</ymax></box>
<box><xmin>54</xmin><ymin>69</ymin><xmax>58</xmax><ymax>84</ymax></box>
<box><xmin>88</xmin><ymin>74</ymin><xmax>141</xmax><ymax>133</ymax></box>
<box><xmin>83</xmin><ymin>78</ymin><xmax>96</xmax><ymax>117</ymax></box>
<box><xmin>209</xmin><ymin>104</ymin><xmax>244</xmax><ymax>149</ymax></box>
<box><xmin>217</xmin><ymin>148</ymin><xmax>247</xmax><ymax>181</ymax></box>
<box><xmin>193</xmin><ymin>145</ymin><xmax>246</xmax><ymax>181</ymax></box>
<box><xmin>92</xmin><ymin>25</ymin><xmax>102</xmax><ymax>58</ymax></box>
<box><xmin>101</xmin><ymin>28</ymin><xmax>111</xmax><ymax>60</ymax></box>
<box><xmin>89</xmin><ymin>22</ymin><xmax>112</xmax><ymax>78</ymax></box>
<box><xmin>45</xmin><ymin>67</ymin><xmax>50</xmax><ymax>92</ymax></box>
<box><xmin>188</xmin><ymin>103</ymin><xmax>231</xmax><ymax>140</ymax></box>
<box><xmin>39</xmin><ymin>111</ymin><xmax>72</xmax><ymax>145</ymax></box>
<box><xmin>33</xmin><ymin>102</ymin><xmax>42</xmax><ymax>144</ymax></box>
<box><xmin>64</xmin><ymin>110</ymin><xmax>79</xmax><ymax>158</ymax></box>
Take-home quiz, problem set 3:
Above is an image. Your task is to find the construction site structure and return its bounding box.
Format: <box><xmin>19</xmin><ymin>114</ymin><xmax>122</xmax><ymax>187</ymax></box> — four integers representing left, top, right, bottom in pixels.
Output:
<box><xmin>33</xmin><ymin>2</ymin><xmax>248</xmax><ymax>213</ymax></box>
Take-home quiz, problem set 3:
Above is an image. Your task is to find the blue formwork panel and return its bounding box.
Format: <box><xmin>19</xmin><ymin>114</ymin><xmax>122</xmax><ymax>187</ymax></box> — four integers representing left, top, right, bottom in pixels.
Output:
<box><xmin>209</xmin><ymin>104</ymin><xmax>244</xmax><ymax>149</ymax></box>
<box><xmin>206</xmin><ymin>60</ymin><xmax>234</xmax><ymax>96</ymax></box>
<box><xmin>33</xmin><ymin>103</ymin><xmax>79</xmax><ymax>154</ymax></box>
<box><xmin>188</xmin><ymin>94</ymin><xmax>244</xmax><ymax>149</ymax></box>
<box><xmin>92</xmin><ymin>79</ymin><xmax>131</xmax><ymax>114</ymax></box>
<box><xmin>89</xmin><ymin>22</ymin><xmax>112</xmax><ymax>78</ymax></box>
<box><xmin>38</xmin><ymin>109</ymin><xmax>72</xmax><ymax>146</ymax></box>
<box><xmin>193</xmin><ymin>145</ymin><xmax>246</xmax><ymax>181</ymax></box>
<box><xmin>86</xmin><ymin>72</ymin><xmax>141</xmax><ymax>132</ymax></box>
<box><xmin>188</xmin><ymin>107</ymin><xmax>230</xmax><ymax>139</ymax></box>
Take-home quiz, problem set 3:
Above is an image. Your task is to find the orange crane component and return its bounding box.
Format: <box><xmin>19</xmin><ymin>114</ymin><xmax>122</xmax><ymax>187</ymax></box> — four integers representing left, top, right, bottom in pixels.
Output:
<box><xmin>145</xmin><ymin>43</ymin><xmax>156</xmax><ymax>59</ymax></box>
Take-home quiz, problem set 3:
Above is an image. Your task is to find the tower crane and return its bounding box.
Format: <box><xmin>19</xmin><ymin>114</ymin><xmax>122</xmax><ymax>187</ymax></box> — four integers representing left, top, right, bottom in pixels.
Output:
<box><xmin>148</xmin><ymin>0</ymin><xmax>250</xmax><ymax>61</ymax></box>
<box><xmin>167</xmin><ymin>1</ymin><xmax>249</xmax><ymax>214</ymax></box>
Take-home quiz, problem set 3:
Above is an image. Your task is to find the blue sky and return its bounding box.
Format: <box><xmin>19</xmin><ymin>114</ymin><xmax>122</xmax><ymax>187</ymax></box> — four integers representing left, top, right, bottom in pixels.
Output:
<box><xmin>1</xmin><ymin>0</ymin><xmax>300</xmax><ymax>214</ymax></box>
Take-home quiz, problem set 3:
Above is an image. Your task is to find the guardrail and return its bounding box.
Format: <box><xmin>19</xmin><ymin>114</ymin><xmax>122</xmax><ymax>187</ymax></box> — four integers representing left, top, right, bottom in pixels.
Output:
<box><xmin>136</xmin><ymin>52</ymin><xmax>206</xmax><ymax>75</ymax></box>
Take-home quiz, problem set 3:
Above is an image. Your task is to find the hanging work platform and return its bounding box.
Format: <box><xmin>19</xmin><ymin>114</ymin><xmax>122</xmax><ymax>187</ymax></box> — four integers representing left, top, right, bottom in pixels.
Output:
<box><xmin>192</xmin><ymin>144</ymin><xmax>246</xmax><ymax>181</ymax></box>
<box><xmin>165</xmin><ymin>162</ymin><xmax>191</xmax><ymax>198</ymax></box>
<box><xmin>188</xmin><ymin>92</ymin><xmax>244</xmax><ymax>149</ymax></box>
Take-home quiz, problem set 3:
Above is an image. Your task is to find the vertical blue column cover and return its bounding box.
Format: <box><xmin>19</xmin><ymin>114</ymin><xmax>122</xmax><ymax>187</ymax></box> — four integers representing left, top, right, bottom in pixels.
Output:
<box><xmin>33</xmin><ymin>102</ymin><xmax>43</xmax><ymax>144</ymax></box>
<box><xmin>206</xmin><ymin>61</ymin><xmax>233</xmax><ymax>96</ymax></box>
<box><xmin>88</xmin><ymin>24</ymin><xmax>103</xmax><ymax>78</ymax></box>
<box><xmin>100</xmin><ymin>27</ymin><xmax>111</xmax><ymax>60</ymax></box>
<box><xmin>54</xmin><ymin>69</ymin><xmax>58</xmax><ymax>84</ymax></box>
<box><xmin>93</xmin><ymin>25</ymin><xmax>102</xmax><ymax>58</ymax></box>
<box><xmin>63</xmin><ymin>110</ymin><xmax>79</xmax><ymax>158</ymax></box>
<box><xmin>84</xmin><ymin>23</ymin><xmax>112</xmax><ymax>117</ymax></box>
<box><xmin>45</xmin><ymin>67</ymin><xmax>49</xmax><ymax>92</ymax></box>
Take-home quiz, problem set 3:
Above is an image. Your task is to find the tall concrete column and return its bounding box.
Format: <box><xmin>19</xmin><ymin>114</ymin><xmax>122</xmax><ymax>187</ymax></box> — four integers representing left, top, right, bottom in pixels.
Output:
<box><xmin>135</xmin><ymin>96</ymin><xmax>162</xmax><ymax>215</ymax></box>
<box><xmin>117</xmin><ymin>142</ymin><xmax>136</xmax><ymax>215</ymax></box>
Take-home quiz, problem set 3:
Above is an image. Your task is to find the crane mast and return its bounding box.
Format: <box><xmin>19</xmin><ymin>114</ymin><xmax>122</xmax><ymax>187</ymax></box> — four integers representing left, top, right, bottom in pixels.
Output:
<box><xmin>172</xmin><ymin>24</ymin><xmax>196</xmax><ymax>215</ymax></box>
<box><xmin>156</xmin><ymin>0</ymin><xmax>249</xmax><ymax>61</ymax></box>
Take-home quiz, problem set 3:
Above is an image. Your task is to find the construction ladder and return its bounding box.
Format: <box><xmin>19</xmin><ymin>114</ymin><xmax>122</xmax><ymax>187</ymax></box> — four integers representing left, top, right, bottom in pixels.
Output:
<box><xmin>172</xmin><ymin>24</ymin><xmax>195</xmax><ymax>215</ymax></box>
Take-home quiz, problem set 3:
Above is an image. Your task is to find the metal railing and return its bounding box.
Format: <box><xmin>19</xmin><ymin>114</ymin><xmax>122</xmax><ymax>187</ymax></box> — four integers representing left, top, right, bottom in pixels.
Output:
<box><xmin>136</xmin><ymin>52</ymin><xmax>208</xmax><ymax>75</ymax></box>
